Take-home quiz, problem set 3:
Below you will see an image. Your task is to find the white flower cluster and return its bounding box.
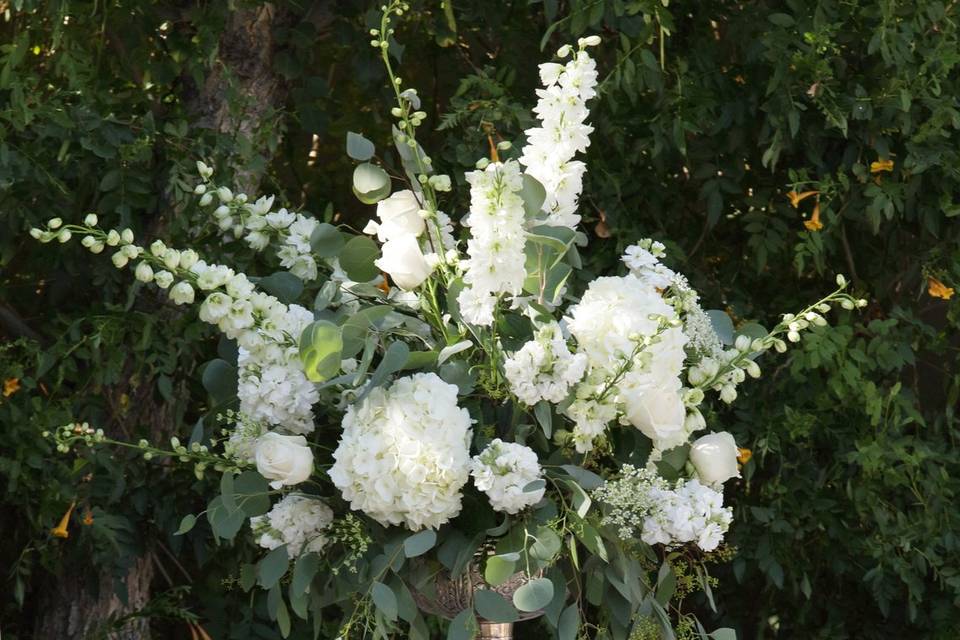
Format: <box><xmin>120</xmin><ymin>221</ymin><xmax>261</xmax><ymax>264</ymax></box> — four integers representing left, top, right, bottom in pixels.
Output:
<box><xmin>504</xmin><ymin>322</ymin><xmax>586</xmax><ymax>405</ymax></box>
<box><xmin>250</xmin><ymin>494</ymin><xmax>334</xmax><ymax>557</ymax></box>
<box><xmin>519</xmin><ymin>38</ymin><xmax>599</xmax><ymax>229</ymax></box>
<box><xmin>194</xmin><ymin>163</ymin><xmax>321</xmax><ymax>281</ymax></box>
<box><xmin>329</xmin><ymin>373</ymin><xmax>473</xmax><ymax>530</ymax></box>
<box><xmin>561</xmin><ymin>272</ymin><xmax>692</xmax><ymax>452</ymax></box>
<box><xmin>457</xmin><ymin>161</ymin><xmax>527</xmax><ymax>325</ymax></box>
<box><xmin>470</xmin><ymin>439</ymin><xmax>545</xmax><ymax>514</ymax></box>
<box><xmin>237</xmin><ymin>346</ymin><xmax>318</xmax><ymax>436</ymax></box>
<box><xmin>593</xmin><ymin>465</ymin><xmax>732</xmax><ymax>552</ymax></box>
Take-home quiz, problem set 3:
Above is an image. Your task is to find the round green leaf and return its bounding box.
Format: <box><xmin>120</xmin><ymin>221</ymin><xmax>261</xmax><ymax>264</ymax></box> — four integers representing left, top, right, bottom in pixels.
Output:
<box><xmin>474</xmin><ymin>589</ymin><xmax>519</xmax><ymax>623</ymax></box>
<box><xmin>512</xmin><ymin>577</ymin><xmax>554</xmax><ymax>612</ymax></box>
<box><xmin>201</xmin><ymin>358</ymin><xmax>237</xmax><ymax>404</ymax></box>
<box><xmin>299</xmin><ymin>320</ymin><xmax>343</xmax><ymax>382</ymax></box>
<box><xmin>310</xmin><ymin>222</ymin><xmax>345</xmax><ymax>258</ymax></box>
<box><xmin>352</xmin><ymin>162</ymin><xmax>391</xmax><ymax>204</ymax></box>
<box><xmin>484</xmin><ymin>553</ymin><xmax>518</xmax><ymax>587</ymax></box>
<box><xmin>371</xmin><ymin>581</ymin><xmax>398</xmax><ymax>621</ymax></box>
<box><xmin>403</xmin><ymin>529</ymin><xmax>437</xmax><ymax>558</ymax></box>
<box><xmin>174</xmin><ymin>514</ymin><xmax>196</xmax><ymax>536</ymax></box>
<box><xmin>339</xmin><ymin>235</ymin><xmax>381</xmax><ymax>282</ymax></box>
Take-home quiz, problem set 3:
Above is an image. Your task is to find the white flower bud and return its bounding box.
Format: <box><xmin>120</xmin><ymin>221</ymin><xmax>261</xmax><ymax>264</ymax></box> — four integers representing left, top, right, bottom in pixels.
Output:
<box><xmin>787</xmin><ymin>330</ymin><xmax>801</xmax><ymax>343</ymax></box>
<box><xmin>194</xmin><ymin>183</ymin><xmax>206</xmax><ymax>195</ymax></box>
<box><xmin>557</xmin><ymin>44</ymin><xmax>572</xmax><ymax>57</ymax></box>
<box><xmin>196</xmin><ymin>161</ymin><xmax>212</xmax><ymax>179</ymax></box>
<box><xmin>213</xmin><ymin>205</ymin><xmax>230</xmax><ymax>219</ymax></box>
<box><xmin>30</xmin><ymin>228</ymin><xmax>43</xmax><ymax>240</ymax></box>
<box><xmin>734</xmin><ymin>335</ymin><xmax>751</xmax><ymax>352</ymax></box>
<box><xmin>774</xmin><ymin>339</ymin><xmax>787</xmax><ymax>353</ymax></box>
<box><xmin>179</xmin><ymin>249</ymin><xmax>199</xmax><ymax>270</ymax></box>
<box><xmin>134</xmin><ymin>262</ymin><xmax>154</xmax><ymax>283</ymax></box>
<box><xmin>836</xmin><ymin>274</ymin><xmax>847</xmax><ymax>287</ymax></box>
<box><xmin>48</xmin><ymin>217</ymin><xmax>63</xmax><ymax>229</ymax></box>
<box><xmin>841</xmin><ymin>298</ymin><xmax>855</xmax><ymax>310</ymax></box>
<box><xmin>751</xmin><ymin>338</ymin><xmax>765</xmax><ymax>352</ymax></box>
<box><xmin>216</xmin><ymin>187</ymin><xmax>233</xmax><ymax>203</ymax></box>
<box><xmin>57</xmin><ymin>229</ymin><xmax>72</xmax><ymax>243</ymax></box>
<box><xmin>81</xmin><ymin>235</ymin><xmax>96</xmax><ymax>248</ymax></box>
<box><xmin>745</xmin><ymin>360</ymin><xmax>761</xmax><ymax>378</ymax></box>
<box><xmin>84</xmin><ymin>213</ymin><xmax>98</xmax><ymax>226</ymax></box>
<box><xmin>234</xmin><ymin>193</ymin><xmax>247</xmax><ymax>204</ymax></box>
<box><xmin>121</xmin><ymin>229</ymin><xmax>134</xmax><ymax>244</ymax></box>
<box><xmin>687</xmin><ymin>366</ymin><xmax>705</xmax><ymax>386</ymax></box>
<box><xmin>857</xmin><ymin>299</ymin><xmax>868</xmax><ymax>308</ymax></box>
<box><xmin>120</xmin><ymin>244</ymin><xmax>139</xmax><ymax>259</ymax></box>
<box><xmin>90</xmin><ymin>242</ymin><xmax>104</xmax><ymax>254</ymax></box>
<box><xmin>154</xmin><ymin>270</ymin><xmax>174</xmax><ymax>289</ymax></box>
<box><xmin>169</xmin><ymin>281</ymin><xmax>195</xmax><ymax>305</ymax></box>
<box><xmin>199</xmin><ymin>192</ymin><xmax>213</xmax><ymax>206</ymax></box>
<box><xmin>719</xmin><ymin>385</ymin><xmax>738</xmax><ymax>404</ymax></box>
<box><xmin>475</xmin><ymin>157</ymin><xmax>490</xmax><ymax>170</ymax></box>
<box><xmin>162</xmin><ymin>248</ymin><xmax>181</xmax><ymax>270</ymax></box>
<box><xmin>690</xmin><ymin>432</ymin><xmax>740</xmax><ymax>484</ymax></box>
<box><xmin>111</xmin><ymin>252</ymin><xmax>129</xmax><ymax>268</ymax></box>
<box><xmin>149</xmin><ymin>240</ymin><xmax>165</xmax><ymax>257</ymax></box>
<box><xmin>817</xmin><ymin>303</ymin><xmax>831</xmax><ymax>313</ymax></box>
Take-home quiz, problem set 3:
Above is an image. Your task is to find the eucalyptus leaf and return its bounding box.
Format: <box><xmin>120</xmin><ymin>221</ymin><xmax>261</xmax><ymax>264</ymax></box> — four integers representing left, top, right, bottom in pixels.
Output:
<box><xmin>346</xmin><ymin>131</ymin><xmax>375</xmax><ymax>161</ymax></box>
<box><xmin>352</xmin><ymin>162</ymin><xmax>391</xmax><ymax>204</ymax></box>
<box><xmin>512</xmin><ymin>577</ymin><xmax>554</xmax><ymax>612</ymax></box>
<box><xmin>299</xmin><ymin>320</ymin><xmax>343</xmax><ymax>382</ymax></box>
<box><xmin>474</xmin><ymin>589</ymin><xmax>519</xmax><ymax>623</ymax></box>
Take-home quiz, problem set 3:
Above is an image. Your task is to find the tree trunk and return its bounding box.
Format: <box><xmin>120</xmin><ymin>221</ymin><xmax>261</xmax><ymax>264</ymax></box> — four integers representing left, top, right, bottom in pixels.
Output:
<box><xmin>32</xmin><ymin>5</ymin><xmax>293</xmax><ymax>639</ymax></box>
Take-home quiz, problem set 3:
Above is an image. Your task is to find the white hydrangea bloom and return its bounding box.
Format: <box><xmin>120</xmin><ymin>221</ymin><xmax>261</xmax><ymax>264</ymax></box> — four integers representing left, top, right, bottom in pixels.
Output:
<box><xmin>459</xmin><ymin>160</ymin><xmax>527</xmax><ymax>305</ymax></box>
<box><xmin>519</xmin><ymin>47</ymin><xmax>598</xmax><ymax>228</ymax></box>
<box><xmin>250</xmin><ymin>495</ymin><xmax>334</xmax><ymax>556</ymax></box>
<box><xmin>329</xmin><ymin>373</ymin><xmax>473</xmax><ymax>530</ymax></box>
<box><xmin>237</xmin><ymin>348</ymin><xmax>318</xmax><ymax>435</ymax></box>
<box><xmin>594</xmin><ymin>466</ymin><xmax>732</xmax><ymax>552</ymax></box>
<box><xmin>470</xmin><ymin>439</ymin><xmax>545</xmax><ymax>514</ymax></box>
<box><xmin>504</xmin><ymin>322</ymin><xmax>587</xmax><ymax>405</ymax></box>
<box><xmin>565</xmin><ymin>274</ymin><xmax>684</xmax><ymax>374</ymax></box>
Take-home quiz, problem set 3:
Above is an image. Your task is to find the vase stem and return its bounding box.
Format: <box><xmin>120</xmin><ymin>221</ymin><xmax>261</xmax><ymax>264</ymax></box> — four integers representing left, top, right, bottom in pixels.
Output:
<box><xmin>478</xmin><ymin>621</ymin><xmax>513</xmax><ymax>639</ymax></box>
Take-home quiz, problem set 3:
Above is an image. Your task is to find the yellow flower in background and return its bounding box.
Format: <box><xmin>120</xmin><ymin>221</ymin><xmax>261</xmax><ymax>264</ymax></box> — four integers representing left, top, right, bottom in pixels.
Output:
<box><xmin>804</xmin><ymin>200</ymin><xmax>824</xmax><ymax>231</ymax></box>
<box><xmin>737</xmin><ymin>448</ymin><xmax>753</xmax><ymax>465</ymax></box>
<box><xmin>928</xmin><ymin>276</ymin><xmax>954</xmax><ymax>300</ymax></box>
<box><xmin>51</xmin><ymin>501</ymin><xmax>77</xmax><ymax>539</ymax></box>
<box><xmin>3</xmin><ymin>378</ymin><xmax>20</xmax><ymax>397</ymax></box>
<box><xmin>787</xmin><ymin>190</ymin><xmax>819</xmax><ymax>208</ymax></box>
<box><xmin>870</xmin><ymin>159</ymin><xmax>894</xmax><ymax>173</ymax></box>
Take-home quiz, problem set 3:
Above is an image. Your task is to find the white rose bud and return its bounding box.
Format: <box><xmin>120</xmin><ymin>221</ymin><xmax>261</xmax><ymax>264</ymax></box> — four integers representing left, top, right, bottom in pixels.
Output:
<box><xmin>690</xmin><ymin>432</ymin><xmax>741</xmax><ymax>485</ymax></box>
<box><xmin>111</xmin><ymin>252</ymin><xmax>129</xmax><ymax>268</ymax></box>
<box><xmin>372</xmin><ymin>190</ymin><xmax>425</xmax><ymax>242</ymax></box>
<box><xmin>134</xmin><ymin>262</ymin><xmax>154</xmax><ymax>283</ymax></box>
<box><xmin>154</xmin><ymin>270</ymin><xmax>174</xmax><ymax>289</ymax></box>
<box><xmin>84</xmin><ymin>213</ymin><xmax>98</xmax><ymax>226</ymax></box>
<box><xmin>376</xmin><ymin>235</ymin><xmax>432</xmax><ymax>290</ymax></box>
<box><xmin>625</xmin><ymin>385</ymin><xmax>687</xmax><ymax>449</ymax></box>
<box><xmin>169</xmin><ymin>281</ymin><xmax>195</xmax><ymax>305</ymax></box>
<box><xmin>254</xmin><ymin>432</ymin><xmax>314</xmax><ymax>489</ymax></box>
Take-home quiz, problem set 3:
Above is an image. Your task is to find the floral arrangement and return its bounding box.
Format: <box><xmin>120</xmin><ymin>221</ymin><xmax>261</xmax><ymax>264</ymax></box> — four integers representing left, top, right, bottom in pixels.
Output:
<box><xmin>36</xmin><ymin>3</ymin><xmax>867</xmax><ymax>638</ymax></box>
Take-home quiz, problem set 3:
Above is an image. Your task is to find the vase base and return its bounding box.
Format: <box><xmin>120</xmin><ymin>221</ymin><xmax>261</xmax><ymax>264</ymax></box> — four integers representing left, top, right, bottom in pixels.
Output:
<box><xmin>479</xmin><ymin>621</ymin><xmax>513</xmax><ymax>639</ymax></box>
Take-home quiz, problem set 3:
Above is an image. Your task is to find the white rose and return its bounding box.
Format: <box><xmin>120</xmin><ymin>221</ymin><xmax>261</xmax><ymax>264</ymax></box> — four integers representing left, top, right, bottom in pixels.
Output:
<box><xmin>375</xmin><ymin>235</ymin><xmax>432</xmax><ymax>290</ymax></box>
<box><xmin>689</xmin><ymin>431</ymin><xmax>740</xmax><ymax>485</ymax></box>
<box><xmin>371</xmin><ymin>190</ymin><xmax>425</xmax><ymax>242</ymax></box>
<box><xmin>625</xmin><ymin>384</ymin><xmax>687</xmax><ymax>448</ymax></box>
<box><xmin>255</xmin><ymin>432</ymin><xmax>314</xmax><ymax>489</ymax></box>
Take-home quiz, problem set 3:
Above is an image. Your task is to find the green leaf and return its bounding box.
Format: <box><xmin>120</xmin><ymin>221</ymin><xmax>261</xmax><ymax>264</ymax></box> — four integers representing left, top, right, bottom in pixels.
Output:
<box><xmin>339</xmin><ymin>235</ymin><xmax>381</xmax><ymax>282</ymax></box>
<box><xmin>534</xmin><ymin>401</ymin><xmax>552</xmax><ymax>437</ymax></box>
<box><xmin>560</xmin><ymin>465</ymin><xmax>604</xmax><ymax>490</ymax></box>
<box><xmin>240</xmin><ymin>564</ymin><xmax>256</xmax><ymax>591</ymax></box>
<box><xmin>447</xmin><ymin>608</ymin><xmax>477</xmax><ymax>640</ymax></box>
<box><xmin>371</xmin><ymin>581</ymin><xmax>398</xmax><ymax>621</ymax></box>
<box><xmin>711</xmin><ymin>629</ymin><xmax>737</xmax><ymax>640</ymax></box>
<box><xmin>220</xmin><ymin>471</ymin><xmax>236</xmax><ymax>512</ymax></box>
<box><xmin>474</xmin><ymin>589</ymin><xmax>519</xmax><ymax>623</ymax></box>
<box><xmin>484</xmin><ymin>553</ymin><xmax>519</xmax><ymax>587</ymax></box>
<box><xmin>558</xmin><ymin>604</ymin><xmax>580</xmax><ymax>640</ymax></box>
<box><xmin>206</xmin><ymin>495</ymin><xmax>245</xmax><ymax>540</ymax></box>
<box><xmin>258</xmin><ymin>545</ymin><xmax>290</xmax><ymax>589</ymax></box>
<box><xmin>277</xmin><ymin>597</ymin><xmax>291</xmax><ymax>638</ymax></box>
<box><xmin>655</xmin><ymin>562</ymin><xmax>677</xmax><ymax>606</ymax></box>
<box><xmin>529</xmin><ymin>526</ymin><xmax>562</xmax><ymax>562</ymax></box>
<box><xmin>258</xmin><ymin>271</ymin><xmax>304</xmax><ymax>304</ymax></box>
<box><xmin>292</xmin><ymin>552</ymin><xmax>320</xmax><ymax>596</ymax></box>
<box><xmin>358</xmin><ymin>341</ymin><xmax>410</xmax><ymax>400</ymax></box>
<box><xmin>403</xmin><ymin>529</ymin><xmax>437</xmax><ymax>558</ymax></box>
<box><xmin>346</xmin><ymin>131</ymin><xmax>375</xmax><ymax>161</ymax></box>
<box><xmin>174</xmin><ymin>514</ymin><xmax>196</xmax><ymax>536</ymax></box>
<box><xmin>201</xmin><ymin>359</ymin><xmax>237</xmax><ymax>405</ymax></box>
<box><xmin>234</xmin><ymin>470</ymin><xmax>271</xmax><ymax>517</ymax></box>
<box><xmin>520</xmin><ymin>173</ymin><xmax>546</xmax><ymax>217</ymax></box>
<box><xmin>310</xmin><ymin>222</ymin><xmax>345</xmax><ymax>258</ymax></box>
<box><xmin>706</xmin><ymin>310</ymin><xmax>735</xmax><ymax>345</ymax></box>
<box><xmin>512</xmin><ymin>577</ymin><xmax>554</xmax><ymax>612</ymax></box>
<box><xmin>352</xmin><ymin>162</ymin><xmax>391</xmax><ymax>204</ymax></box>
<box><xmin>341</xmin><ymin>305</ymin><xmax>393</xmax><ymax>356</ymax></box>
<box><xmin>299</xmin><ymin>320</ymin><xmax>343</xmax><ymax>382</ymax></box>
